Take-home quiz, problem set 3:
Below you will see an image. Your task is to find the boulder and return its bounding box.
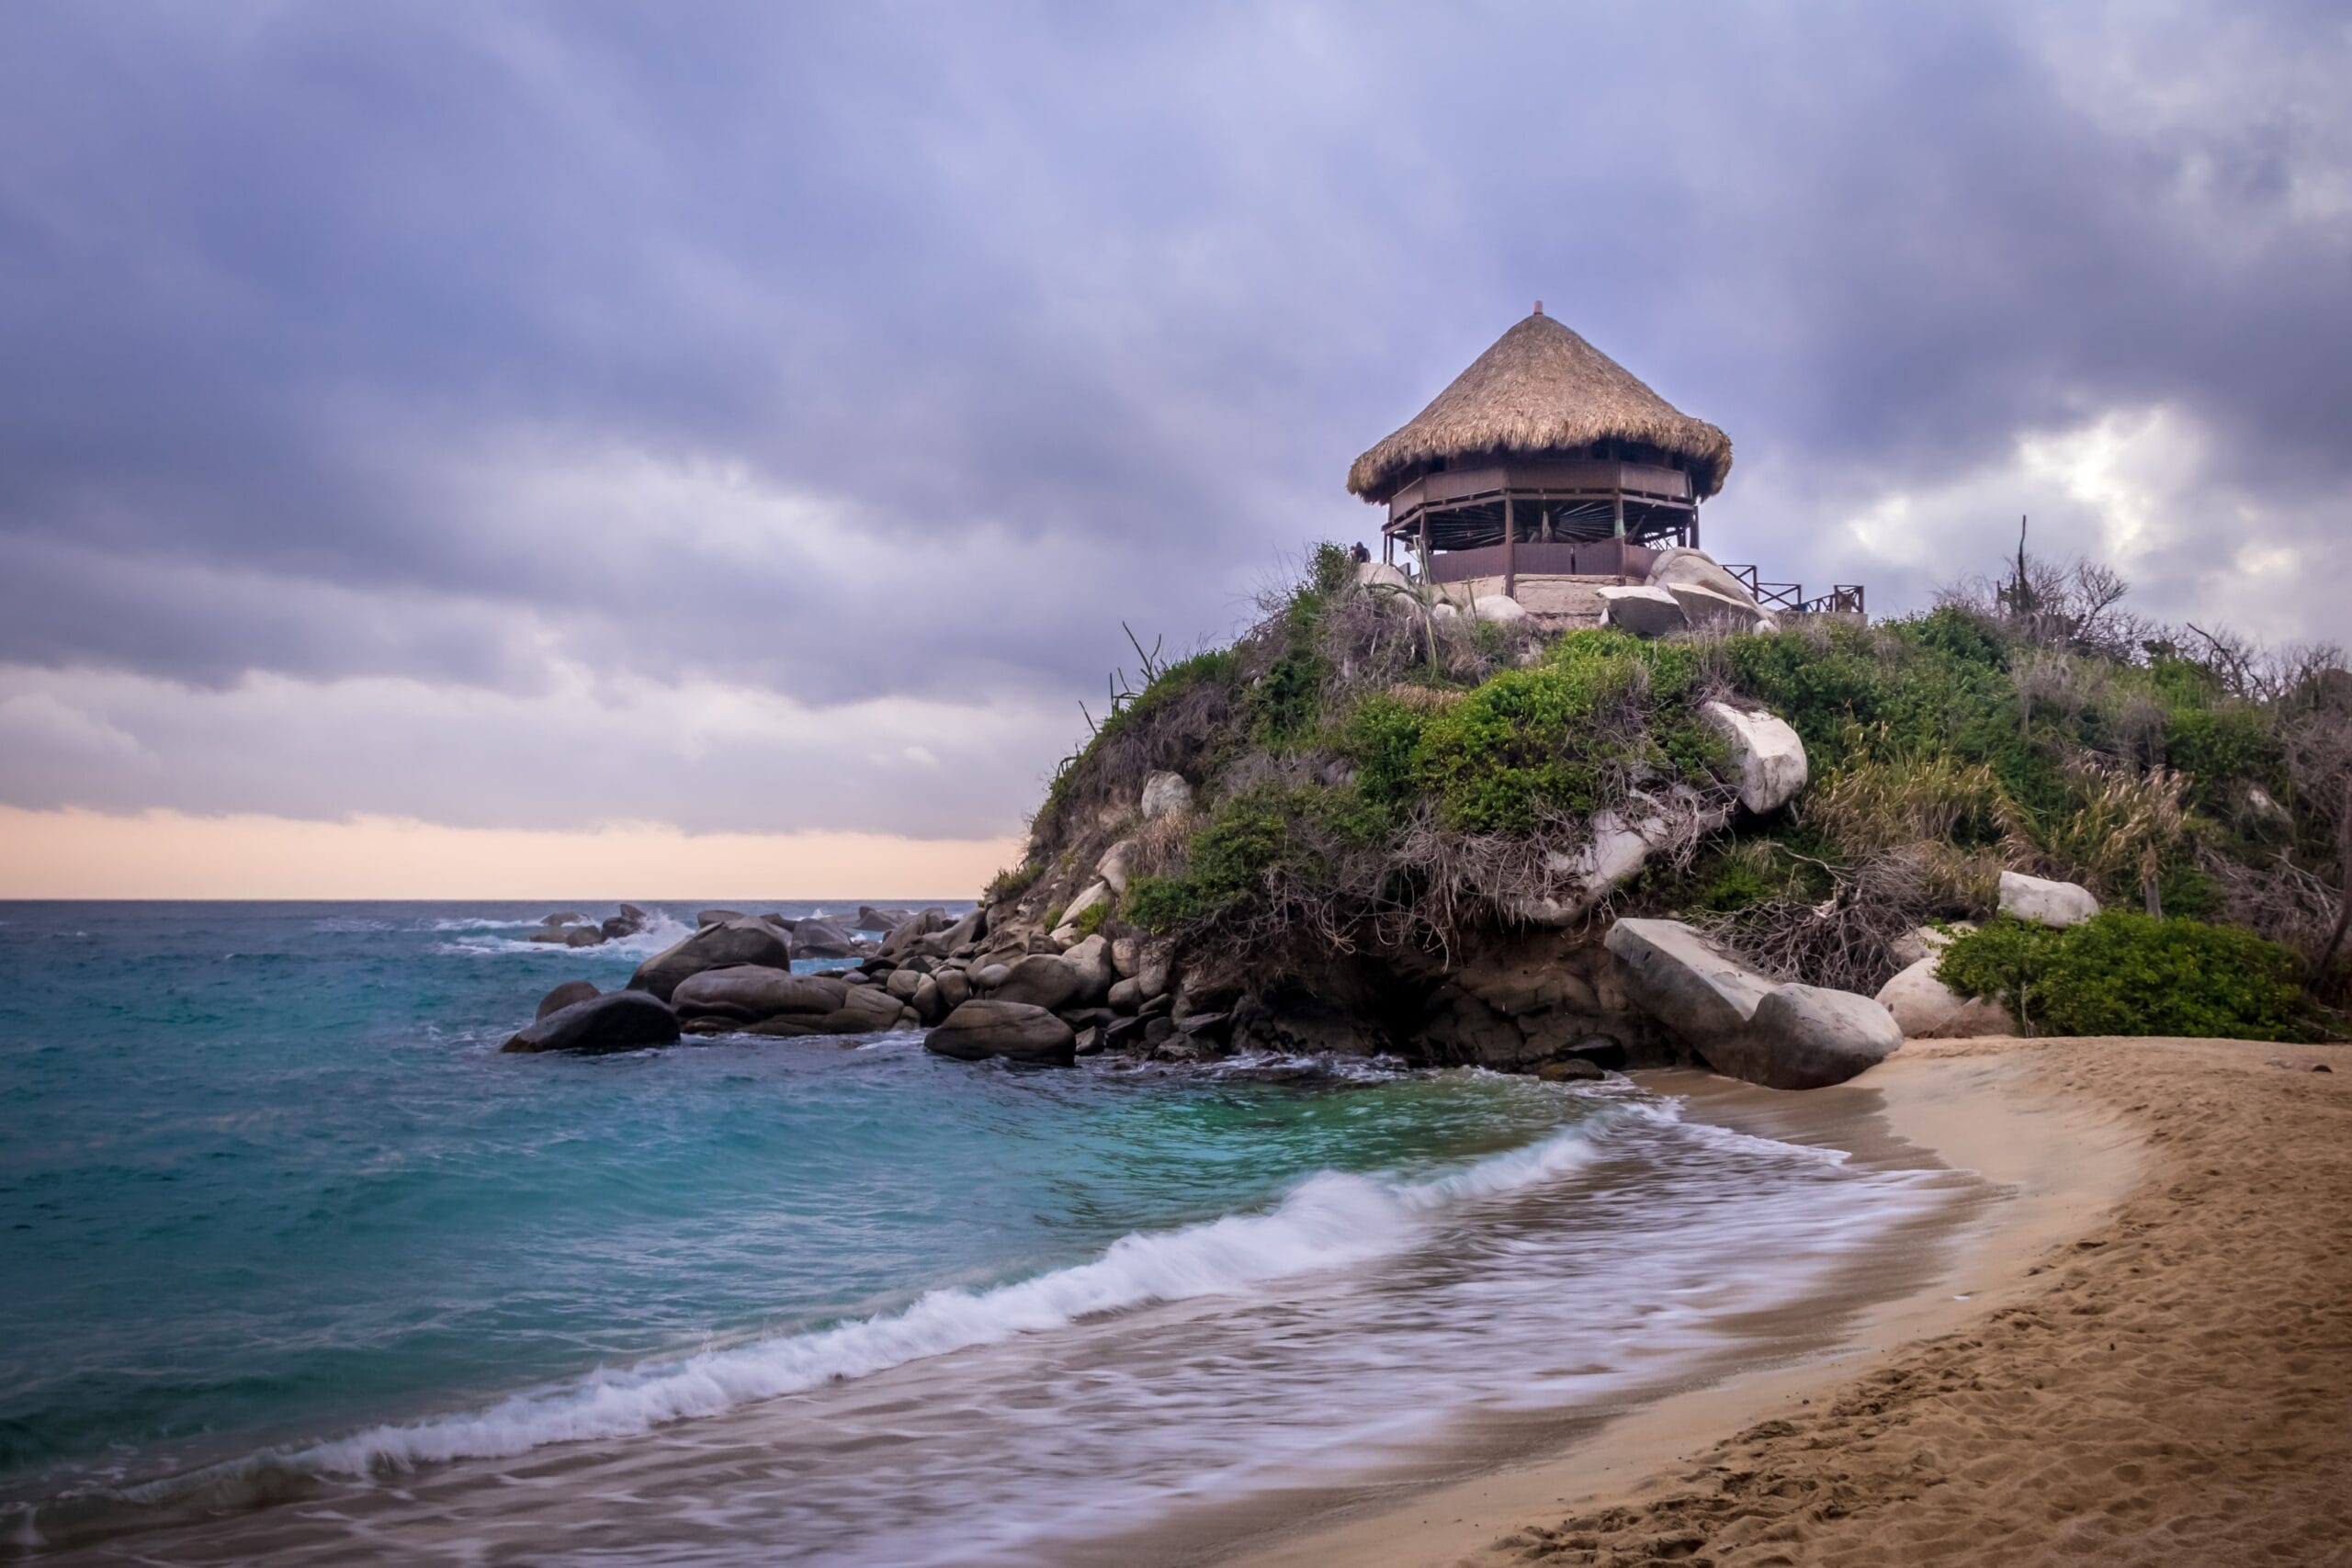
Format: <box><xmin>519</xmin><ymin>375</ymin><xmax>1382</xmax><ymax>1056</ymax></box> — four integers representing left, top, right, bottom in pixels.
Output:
<box><xmin>598</xmin><ymin>914</ymin><xmax>639</xmax><ymax>941</ymax></box>
<box><xmin>1141</xmin><ymin>772</ymin><xmax>1193</xmax><ymax>821</ymax></box>
<box><xmin>628</xmin><ymin>918</ymin><xmax>796</xmax><ymax>1002</ymax></box>
<box><xmin>822</xmin><ymin>984</ymin><xmax>910</xmax><ymax>1034</ymax></box>
<box><xmin>922</xmin><ymin>1000</ymin><xmax>1078</xmax><ymax>1066</ymax></box>
<box><xmin>1603</xmin><ymin>919</ymin><xmax>1777</xmax><ymax>1048</ymax></box>
<box><xmin>1646</xmin><ymin>547</ymin><xmax>1759</xmax><ymax>605</ymax></box>
<box><xmin>932</xmin><ymin>968</ymin><xmax>971</xmax><ymax>1011</ymax></box>
<box><xmin>563</xmin><ymin>926</ymin><xmax>606</xmax><ymax>948</ymax></box>
<box><xmin>854</xmin><ymin>906</ymin><xmax>914</xmax><ymax>933</ymax></box>
<box><xmin>696</xmin><ymin>908</ymin><xmax>746</xmax><ymax>928</ymax></box>
<box><xmin>1060</xmin><ymin>880</ymin><xmax>1114</xmax><ymax>932</ymax></box>
<box><xmin>910</xmin><ymin>975</ymin><xmax>945</xmax><ymax>1024</ymax></box>
<box><xmin>1136</xmin><ymin>944</ymin><xmax>1174</xmax><ymax>1001</ymax></box>
<box><xmin>1355</xmin><ymin>560</ymin><xmax>1411</xmax><ymax>594</ymax></box>
<box><xmin>1061</xmin><ymin>934</ymin><xmax>1115</xmax><ymax>1006</ymax></box>
<box><xmin>1107</xmin><ymin>976</ymin><xmax>1142</xmax><ymax>1013</ymax></box>
<box><xmin>527</xmin><ymin>928</ymin><xmax>574</xmax><ymax>944</ymax></box>
<box><xmin>879</xmin><ymin>908</ymin><xmax>953</xmax><ymax>959</ymax></box>
<box><xmin>1512</xmin><ymin>789</ymin><xmax>1729</xmax><ymax>926</ymax></box>
<box><xmin>1663</xmin><ymin>582</ymin><xmax>1769</xmax><ymax>631</ymax></box>
<box><xmin>1876</xmin><ymin>957</ymin><xmax>2010</xmax><ymax>1040</ymax></box>
<box><xmin>536</xmin><ymin>979</ymin><xmax>600</xmax><ymax>1019</ymax></box>
<box><xmin>1430</xmin><ymin>601</ymin><xmax>1461</xmax><ymax>624</ymax></box>
<box><xmin>1097</xmin><ymin>840</ymin><xmax>1139</xmax><ymax>896</ymax></box>
<box><xmin>1536</xmin><ymin>1057</ymin><xmax>1607</xmax><ymax>1083</ymax></box>
<box><xmin>617</xmin><ymin>903</ymin><xmax>648</xmax><ymax>924</ymax></box>
<box><xmin>1596</xmin><ymin>584</ymin><xmax>1688</xmax><ymax>637</ymax></box>
<box><xmin>540</xmin><ymin>911</ymin><xmax>585</xmax><ymax>928</ymax></box>
<box><xmin>1889</xmin><ymin>921</ymin><xmax>1973</xmax><ymax>970</ymax></box>
<box><xmin>1110</xmin><ymin>936</ymin><xmax>1141</xmax><ymax>977</ymax></box>
<box><xmin>503</xmin><ymin>991</ymin><xmax>680</xmax><ymax>1055</ymax></box>
<box><xmin>1473</xmin><ymin>593</ymin><xmax>1528</xmax><ymax>626</ymax></box>
<box><xmin>1701</xmin><ymin>702</ymin><xmax>1809</xmax><ymax>813</ymax></box>
<box><xmin>972</xmin><ymin>963</ymin><xmax>1013</xmax><ymax>990</ymax></box>
<box><xmin>1998</xmin><ymin>870</ymin><xmax>2099</xmax><ymax>928</ymax></box>
<box><xmin>671</xmin><ymin>967</ymin><xmax>848</xmax><ymax>1021</ymax></box>
<box><xmin>1717</xmin><ymin>985</ymin><xmax>1905</xmax><ymax>1090</ymax></box>
<box><xmin>989</xmin><ymin>953</ymin><xmax>1086</xmax><ymax>1012</ymax></box>
<box><xmin>791</xmin><ymin>919</ymin><xmax>858</xmax><ymax>958</ymax></box>
<box><xmin>885</xmin><ymin>966</ymin><xmax>924</xmax><ymax>1001</ymax></box>
<box><xmin>922</xmin><ymin>908</ymin><xmax>987</xmax><ymax>955</ymax></box>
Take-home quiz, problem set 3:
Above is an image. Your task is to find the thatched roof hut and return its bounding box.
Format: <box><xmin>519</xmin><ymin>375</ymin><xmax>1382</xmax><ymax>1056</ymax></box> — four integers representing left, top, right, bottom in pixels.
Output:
<box><xmin>1349</xmin><ymin>309</ymin><xmax>1731</xmax><ymax>504</ymax></box>
<box><xmin>1350</xmin><ymin>308</ymin><xmax>1733</xmax><ymax>592</ymax></box>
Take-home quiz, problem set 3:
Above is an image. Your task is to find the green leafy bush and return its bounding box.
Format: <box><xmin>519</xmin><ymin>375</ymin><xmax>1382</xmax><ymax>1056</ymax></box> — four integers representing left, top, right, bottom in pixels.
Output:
<box><xmin>1352</xmin><ymin>629</ymin><xmax>1719</xmax><ymax>833</ymax></box>
<box><xmin>1936</xmin><ymin>911</ymin><xmax>2305</xmax><ymax>1040</ymax></box>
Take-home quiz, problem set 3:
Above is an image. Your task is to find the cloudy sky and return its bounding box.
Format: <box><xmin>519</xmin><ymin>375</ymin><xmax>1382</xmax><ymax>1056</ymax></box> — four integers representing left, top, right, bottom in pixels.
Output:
<box><xmin>2</xmin><ymin>2</ymin><xmax>2347</xmax><ymax>896</ymax></box>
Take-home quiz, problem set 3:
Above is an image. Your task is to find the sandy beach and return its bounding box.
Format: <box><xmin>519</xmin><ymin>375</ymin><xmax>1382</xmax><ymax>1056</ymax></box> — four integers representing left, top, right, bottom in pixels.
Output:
<box><xmin>1236</xmin><ymin>1036</ymin><xmax>2350</xmax><ymax>1568</ymax></box>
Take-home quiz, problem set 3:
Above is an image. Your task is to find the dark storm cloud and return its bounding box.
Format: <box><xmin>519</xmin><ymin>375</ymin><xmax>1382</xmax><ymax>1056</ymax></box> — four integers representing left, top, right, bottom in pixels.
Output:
<box><xmin>1</xmin><ymin>1</ymin><xmax>2347</xmax><ymax>834</ymax></box>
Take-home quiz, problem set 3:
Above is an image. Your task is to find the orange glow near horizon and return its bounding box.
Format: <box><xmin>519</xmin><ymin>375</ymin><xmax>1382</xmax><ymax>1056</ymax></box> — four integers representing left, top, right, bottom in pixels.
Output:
<box><xmin>0</xmin><ymin>807</ymin><xmax>1025</xmax><ymax>901</ymax></box>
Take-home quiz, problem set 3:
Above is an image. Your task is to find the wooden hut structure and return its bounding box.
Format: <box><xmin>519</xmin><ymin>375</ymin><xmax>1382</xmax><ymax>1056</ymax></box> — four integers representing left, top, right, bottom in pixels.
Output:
<box><xmin>1349</xmin><ymin>306</ymin><xmax>1732</xmax><ymax>600</ymax></box>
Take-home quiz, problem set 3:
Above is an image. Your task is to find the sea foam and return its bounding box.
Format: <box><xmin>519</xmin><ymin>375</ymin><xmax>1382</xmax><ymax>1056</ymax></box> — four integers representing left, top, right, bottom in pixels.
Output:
<box><xmin>269</xmin><ymin>1118</ymin><xmax>1611</xmax><ymax>1476</ymax></box>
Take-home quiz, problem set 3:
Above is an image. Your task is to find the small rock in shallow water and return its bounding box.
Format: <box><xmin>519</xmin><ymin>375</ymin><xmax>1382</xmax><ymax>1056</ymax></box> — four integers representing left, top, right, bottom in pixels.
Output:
<box><xmin>503</xmin><ymin>992</ymin><xmax>679</xmax><ymax>1055</ymax></box>
<box><xmin>923</xmin><ymin>1000</ymin><xmax>1076</xmax><ymax>1066</ymax></box>
<box><xmin>1536</xmin><ymin>1058</ymin><xmax>1606</xmax><ymax>1082</ymax></box>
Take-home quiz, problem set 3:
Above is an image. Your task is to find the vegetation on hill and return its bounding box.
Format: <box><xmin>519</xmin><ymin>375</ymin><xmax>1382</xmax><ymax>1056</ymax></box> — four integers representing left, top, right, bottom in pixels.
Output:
<box><xmin>993</xmin><ymin>541</ymin><xmax>2351</xmax><ymax>1037</ymax></box>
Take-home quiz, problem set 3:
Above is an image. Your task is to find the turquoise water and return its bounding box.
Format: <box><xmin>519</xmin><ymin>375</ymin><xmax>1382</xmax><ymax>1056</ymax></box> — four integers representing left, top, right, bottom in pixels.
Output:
<box><xmin>0</xmin><ymin>902</ymin><xmax>1963</xmax><ymax>1564</ymax></box>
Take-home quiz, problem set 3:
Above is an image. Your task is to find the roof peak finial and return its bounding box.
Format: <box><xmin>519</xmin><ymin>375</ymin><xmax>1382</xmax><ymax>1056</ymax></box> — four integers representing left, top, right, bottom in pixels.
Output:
<box><xmin>1532</xmin><ymin>299</ymin><xmax>1544</xmax><ymax>315</ymax></box>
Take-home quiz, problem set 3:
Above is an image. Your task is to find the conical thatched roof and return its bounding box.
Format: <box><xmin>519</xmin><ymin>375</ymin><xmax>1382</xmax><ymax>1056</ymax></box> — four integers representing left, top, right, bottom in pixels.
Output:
<box><xmin>1348</xmin><ymin>312</ymin><xmax>1732</xmax><ymax>502</ymax></box>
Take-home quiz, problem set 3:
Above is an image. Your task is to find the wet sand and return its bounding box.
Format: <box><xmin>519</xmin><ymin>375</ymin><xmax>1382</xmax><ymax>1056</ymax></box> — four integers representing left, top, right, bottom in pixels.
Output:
<box><xmin>1228</xmin><ymin>1037</ymin><xmax>2350</xmax><ymax>1568</ymax></box>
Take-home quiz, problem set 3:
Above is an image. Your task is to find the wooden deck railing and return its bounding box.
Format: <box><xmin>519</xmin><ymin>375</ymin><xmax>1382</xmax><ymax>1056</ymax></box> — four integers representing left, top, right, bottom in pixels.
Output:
<box><xmin>1720</xmin><ymin>568</ymin><xmax>1865</xmax><ymax>619</ymax></box>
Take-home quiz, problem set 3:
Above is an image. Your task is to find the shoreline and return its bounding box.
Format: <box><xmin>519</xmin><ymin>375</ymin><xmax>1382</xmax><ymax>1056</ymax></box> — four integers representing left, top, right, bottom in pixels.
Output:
<box><xmin>1220</xmin><ymin>1036</ymin><xmax>2346</xmax><ymax>1568</ymax></box>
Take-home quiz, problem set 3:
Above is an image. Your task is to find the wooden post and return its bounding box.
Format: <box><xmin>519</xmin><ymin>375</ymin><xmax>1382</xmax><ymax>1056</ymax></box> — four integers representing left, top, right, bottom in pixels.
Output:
<box><xmin>1419</xmin><ymin>511</ymin><xmax>1429</xmax><ymax>577</ymax></box>
<box><xmin>1612</xmin><ymin>492</ymin><xmax>1627</xmax><ymax>582</ymax></box>
<box><xmin>1503</xmin><ymin>495</ymin><xmax>1516</xmax><ymax>599</ymax></box>
<box><xmin>1690</xmin><ymin>508</ymin><xmax>1701</xmax><ymax>553</ymax></box>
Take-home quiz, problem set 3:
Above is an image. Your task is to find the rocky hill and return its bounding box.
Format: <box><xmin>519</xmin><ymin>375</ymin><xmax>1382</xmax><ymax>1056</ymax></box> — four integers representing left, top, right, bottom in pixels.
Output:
<box><xmin>956</xmin><ymin>542</ymin><xmax>2346</xmax><ymax>1079</ymax></box>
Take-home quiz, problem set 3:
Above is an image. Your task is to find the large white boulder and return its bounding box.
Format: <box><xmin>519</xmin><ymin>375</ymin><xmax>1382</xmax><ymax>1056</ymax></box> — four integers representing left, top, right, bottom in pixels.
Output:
<box><xmin>1724</xmin><ymin>985</ymin><xmax>1905</xmax><ymax>1089</ymax></box>
<box><xmin>1096</xmin><ymin>839</ymin><xmax>1138</xmax><ymax>896</ymax></box>
<box><xmin>1354</xmin><ymin>560</ymin><xmax>1411</xmax><ymax>593</ymax></box>
<box><xmin>1664</xmin><ymin>582</ymin><xmax>1770</xmax><ymax>631</ymax></box>
<box><xmin>1604</xmin><ymin>919</ymin><xmax>1776</xmax><ymax>1044</ymax></box>
<box><xmin>1999</xmin><ymin>870</ymin><xmax>2099</xmax><ymax>928</ymax></box>
<box><xmin>1596</xmin><ymin>584</ymin><xmax>1688</xmax><ymax>637</ymax></box>
<box><xmin>1701</xmin><ymin>702</ymin><xmax>1809</xmax><ymax>813</ymax></box>
<box><xmin>1875</xmin><ymin>957</ymin><xmax>2011</xmax><ymax>1039</ymax></box>
<box><xmin>1647</xmin><ymin>547</ymin><xmax>1759</xmax><ymax>605</ymax></box>
<box><xmin>1140</xmin><ymin>772</ymin><xmax>1193</xmax><ymax>821</ymax></box>
<box><xmin>1473</xmin><ymin>593</ymin><xmax>1528</xmax><ymax>625</ymax></box>
<box><xmin>1604</xmin><ymin>918</ymin><xmax>1901</xmax><ymax>1089</ymax></box>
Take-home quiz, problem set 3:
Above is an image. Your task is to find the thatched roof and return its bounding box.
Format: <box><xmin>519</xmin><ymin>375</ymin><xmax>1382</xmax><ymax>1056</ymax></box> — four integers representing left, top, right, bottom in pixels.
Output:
<box><xmin>1348</xmin><ymin>311</ymin><xmax>1732</xmax><ymax>502</ymax></box>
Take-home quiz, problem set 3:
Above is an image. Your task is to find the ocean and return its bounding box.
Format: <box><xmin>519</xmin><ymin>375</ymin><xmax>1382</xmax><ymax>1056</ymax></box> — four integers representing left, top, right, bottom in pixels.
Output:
<box><xmin>0</xmin><ymin>902</ymin><xmax>1978</xmax><ymax>1564</ymax></box>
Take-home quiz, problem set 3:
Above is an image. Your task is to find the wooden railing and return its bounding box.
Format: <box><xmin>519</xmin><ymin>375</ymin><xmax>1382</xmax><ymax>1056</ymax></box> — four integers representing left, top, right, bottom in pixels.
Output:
<box><xmin>1720</xmin><ymin>568</ymin><xmax>1866</xmax><ymax>619</ymax></box>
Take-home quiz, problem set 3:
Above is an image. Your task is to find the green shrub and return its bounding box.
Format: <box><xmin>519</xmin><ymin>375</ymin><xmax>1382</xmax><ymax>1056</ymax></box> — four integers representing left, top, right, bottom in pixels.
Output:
<box><xmin>1122</xmin><ymin>874</ymin><xmax>1204</xmax><ymax>933</ymax></box>
<box><xmin>985</xmin><ymin>861</ymin><xmax>1044</xmax><ymax>904</ymax></box>
<box><xmin>1069</xmin><ymin>900</ymin><xmax>1109</xmax><ymax>939</ymax></box>
<box><xmin>1936</xmin><ymin>910</ymin><xmax>2305</xmax><ymax>1040</ymax></box>
<box><xmin>1382</xmin><ymin>629</ymin><xmax>1717</xmax><ymax>833</ymax></box>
